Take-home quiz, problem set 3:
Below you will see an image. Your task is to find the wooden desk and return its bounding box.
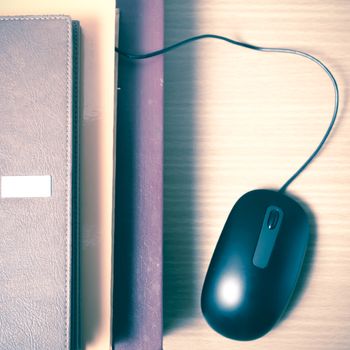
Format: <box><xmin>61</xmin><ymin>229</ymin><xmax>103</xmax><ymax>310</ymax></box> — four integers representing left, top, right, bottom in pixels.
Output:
<box><xmin>163</xmin><ymin>1</ymin><xmax>350</xmax><ymax>349</ymax></box>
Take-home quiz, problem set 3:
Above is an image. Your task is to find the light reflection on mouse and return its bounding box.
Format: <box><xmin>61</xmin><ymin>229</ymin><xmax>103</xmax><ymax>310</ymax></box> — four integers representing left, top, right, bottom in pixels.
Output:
<box><xmin>201</xmin><ymin>189</ymin><xmax>310</xmax><ymax>341</ymax></box>
<box><xmin>216</xmin><ymin>274</ymin><xmax>243</xmax><ymax>309</ymax></box>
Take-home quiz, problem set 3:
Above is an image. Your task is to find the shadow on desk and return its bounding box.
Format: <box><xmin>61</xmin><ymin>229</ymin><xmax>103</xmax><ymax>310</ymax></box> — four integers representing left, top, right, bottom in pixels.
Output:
<box><xmin>163</xmin><ymin>0</ymin><xmax>199</xmax><ymax>333</ymax></box>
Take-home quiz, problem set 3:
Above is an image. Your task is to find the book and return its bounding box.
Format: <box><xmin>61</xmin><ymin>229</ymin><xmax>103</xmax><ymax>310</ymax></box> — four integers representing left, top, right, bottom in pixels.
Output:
<box><xmin>113</xmin><ymin>1</ymin><xmax>164</xmax><ymax>349</ymax></box>
<box><xmin>0</xmin><ymin>1</ymin><xmax>117</xmax><ymax>349</ymax></box>
<box><xmin>0</xmin><ymin>15</ymin><xmax>80</xmax><ymax>349</ymax></box>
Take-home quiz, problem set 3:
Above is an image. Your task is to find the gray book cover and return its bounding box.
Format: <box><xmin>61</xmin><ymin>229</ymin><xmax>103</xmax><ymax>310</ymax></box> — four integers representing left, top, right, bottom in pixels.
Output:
<box><xmin>0</xmin><ymin>15</ymin><xmax>80</xmax><ymax>350</ymax></box>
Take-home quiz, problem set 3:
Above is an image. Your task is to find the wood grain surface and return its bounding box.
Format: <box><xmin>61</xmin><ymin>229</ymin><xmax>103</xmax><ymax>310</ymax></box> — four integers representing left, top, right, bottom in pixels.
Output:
<box><xmin>163</xmin><ymin>1</ymin><xmax>350</xmax><ymax>349</ymax></box>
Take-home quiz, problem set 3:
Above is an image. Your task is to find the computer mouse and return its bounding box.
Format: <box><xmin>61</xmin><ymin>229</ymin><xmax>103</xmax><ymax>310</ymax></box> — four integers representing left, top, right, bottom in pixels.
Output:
<box><xmin>201</xmin><ymin>189</ymin><xmax>310</xmax><ymax>341</ymax></box>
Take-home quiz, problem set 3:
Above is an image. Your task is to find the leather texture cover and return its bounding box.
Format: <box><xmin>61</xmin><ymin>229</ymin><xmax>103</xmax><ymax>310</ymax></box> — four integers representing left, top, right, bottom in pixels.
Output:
<box><xmin>0</xmin><ymin>15</ymin><xmax>80</xmax><ymax>350</ymax></box>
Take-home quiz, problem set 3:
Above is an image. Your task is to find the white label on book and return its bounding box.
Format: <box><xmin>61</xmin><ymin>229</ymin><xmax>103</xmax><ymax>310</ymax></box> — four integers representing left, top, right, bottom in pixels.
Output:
<box><xmin>1</xmin><ymin>176</ymin><xmax>52</xmax><ymax>198</ymax></box>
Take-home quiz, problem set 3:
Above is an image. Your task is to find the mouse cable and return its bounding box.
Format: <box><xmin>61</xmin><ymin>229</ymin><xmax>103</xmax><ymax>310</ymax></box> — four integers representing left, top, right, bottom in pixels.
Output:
<box><xmin>115</xmin><ymin>34</ymin><xmax>339</xmax><ymax>193</ymax></box>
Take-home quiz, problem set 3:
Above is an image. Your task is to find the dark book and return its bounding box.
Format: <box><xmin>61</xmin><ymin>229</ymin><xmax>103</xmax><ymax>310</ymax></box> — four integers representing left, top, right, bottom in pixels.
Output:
<box><xmin>113</xmin><ymin>2</ymin><xmax>164</xmax><ymax>350</ymax></box>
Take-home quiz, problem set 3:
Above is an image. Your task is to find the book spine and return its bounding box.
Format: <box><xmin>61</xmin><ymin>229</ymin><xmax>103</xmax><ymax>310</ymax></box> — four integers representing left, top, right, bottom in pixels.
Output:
<box><xmin>113</xmin><ymin>1</ymin><xmax>164</xmax><ymax>350</ymax></box>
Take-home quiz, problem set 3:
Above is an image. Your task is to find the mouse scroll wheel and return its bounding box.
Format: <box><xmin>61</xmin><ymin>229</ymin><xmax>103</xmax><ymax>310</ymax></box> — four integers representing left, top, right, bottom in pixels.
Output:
<box><xmin>267</xmin><ymin>209</ymin><xmax>280</xmax><ymax>230</ymax></box>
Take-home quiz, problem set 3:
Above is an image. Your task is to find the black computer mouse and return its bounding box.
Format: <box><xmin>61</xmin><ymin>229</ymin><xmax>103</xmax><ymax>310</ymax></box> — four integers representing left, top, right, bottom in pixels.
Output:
<box><xmin>201</xmin><ymin>189</ymin><xmax>310</xmax><ymax>341</ymax></box>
